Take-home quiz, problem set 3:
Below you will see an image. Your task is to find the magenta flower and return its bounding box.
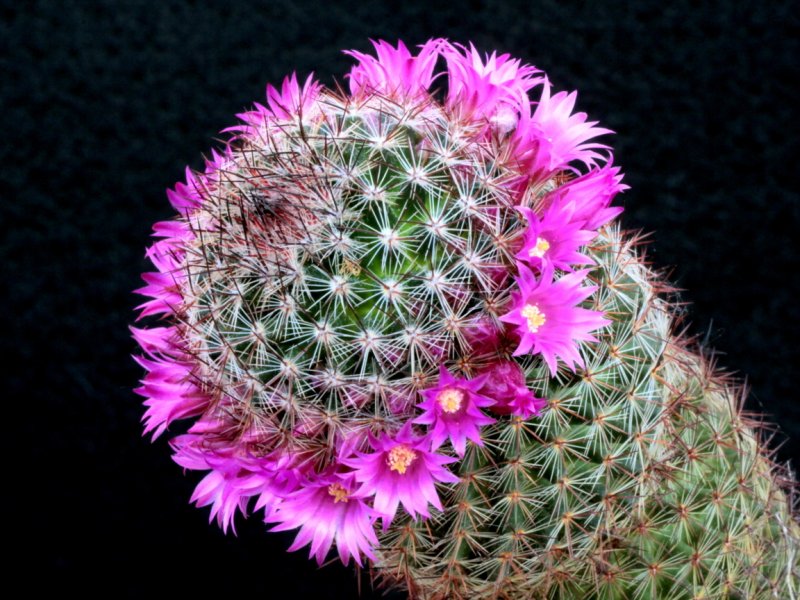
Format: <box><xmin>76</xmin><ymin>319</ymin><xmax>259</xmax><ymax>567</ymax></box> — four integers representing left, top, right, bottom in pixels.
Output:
<box><xmin>414</xmin><ymin>366</ymin><xmax>495</xmax><ymax>456</ymax></box>
<box><xmin>134</xmin><ymin>272</ymin><xmax>183</xmax><ymax>319</ymax></box>
<box><xmin>477</xmin><ymin>359</ymin><xmax>547</xmax><ymax>419</ymax></box>
<box><xmin>226</xmin><ymin>73</ymin><xmax>322</xmax><ymax>138</ymax></box>
<box><xmin>265</xmin><ymin>72</ymin><xmax>322</xmax><ymax>120</ymax></box>
<box><xmin>499</xmin><ymin>265</ymin><xmax>611</xmax><ymax>375</ymax></box>
<box><xmin>132</xmin><ymin>353</ymin><xmax>209</xmax><ymax>439</ymax></box>
<box><xmin>547</xmin><ymin>160</ymin><xmax>628</xmax><ymax>231</ymax></box>
<box><xmin>131</xmin><ymin>326</ymin><xmax>210</xmax><ymax>439</ymax></box>
<box><xmin>265</xmin><ymin>472</ymin><xmax>379</xmax><ymax>567</ymax></box>
<box><xmin>511</xmin><ymin>78</ymin><xmax>612</xmax><ymax>178</ymax></box>
<box><xmin>515</xmin><ymin>204</ymin><xmax>596</xmax><ymax>272</ymax></box>
<box><xmin>443</xmin><ymin>42</ymin><xmax>541</xmax><ymax>131</ymax></box>
<box><xmin>171</xmin><ymin>432</ymin><xmax>303</xmax><ymax>533</ymax></box>
<box><xmin>344</xmin><ymin>39</ymin><xmax>441</xmax><ymax>99</ymax></box>
<box><xmin>143</xmin><ymin>220</ymin><xmax>193</xmax><ymax>276</ymax></box>
<box><xmin>342</xmin><ymin>423</ymin><xmax>459</xmax><ymax>526</ymax></box>
<box><xmin>165</xmin><ymin>148</ymin><xmax>231</xmax><ymax>216</ymax></box>
<box><xmin>135</xmin><ymin>152</ymin><xmax>231</xmax><ymax>319</ymax></box>
<box><xmin>164</xmin><ymin>168</ymin><xmax>204</xmax><ymax>217</ymax></box>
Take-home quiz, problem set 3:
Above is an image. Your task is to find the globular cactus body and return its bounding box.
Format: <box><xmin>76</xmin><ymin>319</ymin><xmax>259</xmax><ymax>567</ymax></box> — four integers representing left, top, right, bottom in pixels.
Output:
<box><xmin>133</xmin><ymin>39</ymin><xmax>800</xmax><ymax>598</ymax></box>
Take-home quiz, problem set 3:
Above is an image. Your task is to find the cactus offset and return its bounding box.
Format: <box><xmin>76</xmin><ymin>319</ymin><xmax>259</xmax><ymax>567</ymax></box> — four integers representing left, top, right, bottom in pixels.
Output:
<box><xmin>132</xmin><ymin>40</ymin><xmax>800</xmax><ymax>597</ymax></box>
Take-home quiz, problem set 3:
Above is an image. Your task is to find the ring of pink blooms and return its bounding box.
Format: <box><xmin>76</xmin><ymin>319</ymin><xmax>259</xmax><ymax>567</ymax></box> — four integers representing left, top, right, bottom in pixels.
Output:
<box><xmin>133</xmin><ymin>38</ymin><xmax>625</xmax><ymax>567</ymax></box>
<box><xmin>414</xmin><ymin>366</ymin><xmax>496</xmax><ymax>457</ymax></box>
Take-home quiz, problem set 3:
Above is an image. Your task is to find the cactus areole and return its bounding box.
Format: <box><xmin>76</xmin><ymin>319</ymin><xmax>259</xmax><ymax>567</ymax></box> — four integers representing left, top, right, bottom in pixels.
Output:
<box><xmin>133</xmin><ymin>40</ymin><xmax>800</xmax><ymax>598</ymax></box>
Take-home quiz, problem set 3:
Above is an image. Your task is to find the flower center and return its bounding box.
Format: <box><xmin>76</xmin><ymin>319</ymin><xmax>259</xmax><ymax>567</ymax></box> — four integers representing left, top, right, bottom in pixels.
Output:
<box><xmin>521</xmin><ymin>304</ymin><xmax>546</xmax><ymax>333</ymax></box>
<box><xmin>436</xmin><ymin>388</ymin><xmax>464</xmax><ymax>413</ymax></box>
<box><xmin>327</xmin><ymin>482</ymin><xmax>349</xmax><ymax>503</ymax></box>
<box><xmin>528</xmin><ymin>237</ymin><xmax>550</xmax><ymax>258</ymax></box>
<box><xmin>387</xmin><ymin>444</ymin><xmax>418</xmax><ymax>475</ymax></box>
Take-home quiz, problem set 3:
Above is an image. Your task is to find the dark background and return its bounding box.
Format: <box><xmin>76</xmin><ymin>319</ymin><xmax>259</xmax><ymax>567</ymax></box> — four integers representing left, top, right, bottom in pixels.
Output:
<box><xmin>3</xmin><ymin>0</ymin><xmax>798</xmax><ymax>596</ymax></box>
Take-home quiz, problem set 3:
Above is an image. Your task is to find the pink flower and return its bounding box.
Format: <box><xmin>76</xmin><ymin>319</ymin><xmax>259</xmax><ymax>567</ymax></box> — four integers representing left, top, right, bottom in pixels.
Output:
<box><xmin>344</xmin><ymin>39</ymin><xmax>442</xmax><ymax>99</ymax></box>
<box><xmin>476</xmin><ymin>360</ymin><xmax>546</xmax><ymax>419</ymax></box>
<box><xmin>515</xmin><ymin>204</ymin><xmax>596</xmax><ymax>272</ymax></box>
<box><xmin>265</xmin><ymin>72</ymin><xmax>322</xmax><ymax>120</ymax></box>
<box><xmin>499</xmin><ymin>264</ymin><xmax>611</xmax><ymax>375</ymax></box>
<box><xmin>511</xmin><ymin>78</ymin><xmax>612</xmax><ymax>178</ymax></box>
<box><xmin>342</xmin><ymin>423</ymin><xmax>459</xmax><ymax>526</ymax></box>
<box><xmin>131</xmin><ymin>326</ymin><xmax>210</xmax><ymax>438</ymax></box>
<box><xmin>414</xmin><ymin>366</ymin><xmax>495</xmax><ymax>456</ymax></box>
<box><xmin>135</xmin><ymin>162</ymin><xmax>229</xmax><ymax>319</ymax></box>
<box><xmin>144</xmin><ymin>221</ymin><xmax>192</xmax><ymax>275</ymax></box>
<box><xmin>164</xmin><ymin>148</ymin><xmax>230</xmax><ymax>216</ymax></box>
<box><xmin>226</xmin><ymin>73</ymin><xmax>323</xmax><ymax>138</ymax></box>
<box><xmin>443</xmin><ymin>41</ymin><xmax>542</xmax><ymax>132</ymax></box>
<box><xmin>132</xmin><ymin>354</ymin><xmax>209</xmax><ymax>439</ymax></box>
<box><xmin>165</xmin><ymin>167</ymin><xmax>204</xmax><ymax>216</ymax></box>
<box><xmin>134</xmin><ymin>271</ymin><xmax>184</xmax><ymax>318</ymax></box>
<box><xmin>171</xmin><ymin>433</ymin><xmax>303</xmax><ymax>533</ymax></box>
<box><xmin>546</xmin><ymin>160</ymin><xmax>627</xmax><ymax>231</ymax></box>
<box><xmin>266</xmin><ymin>472</ymin><xmax>379</xmax><ymax>567</ymax></box>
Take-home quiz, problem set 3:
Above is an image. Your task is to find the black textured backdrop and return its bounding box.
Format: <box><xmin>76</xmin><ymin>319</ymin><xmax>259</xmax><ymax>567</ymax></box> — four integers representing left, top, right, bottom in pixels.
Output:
<box><xmin>3</xmin><ymin>0</ymin><xmax>799</xmax><ymax>596</ymax></box>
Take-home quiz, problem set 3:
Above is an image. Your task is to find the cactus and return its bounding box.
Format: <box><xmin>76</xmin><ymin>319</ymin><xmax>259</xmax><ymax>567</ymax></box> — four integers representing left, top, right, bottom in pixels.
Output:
<box><xmin>132</xmin><ymin>40</ymin><xmax>800</xmax><ymax>598</ymax></box>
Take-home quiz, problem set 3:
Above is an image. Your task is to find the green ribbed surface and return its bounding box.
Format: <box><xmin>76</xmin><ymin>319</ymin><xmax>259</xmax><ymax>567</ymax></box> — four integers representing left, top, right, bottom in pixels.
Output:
<box><xmin>179</xmin><ymin>95</ymin><xmax>524</xmax><ymax>461</ymax></box>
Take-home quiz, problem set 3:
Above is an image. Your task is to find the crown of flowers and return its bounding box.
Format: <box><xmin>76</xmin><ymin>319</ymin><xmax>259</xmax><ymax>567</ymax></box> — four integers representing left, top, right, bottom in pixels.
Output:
<box><xmin>132</xmin><ymin>38</ymin><xmax>626</xmax><ymax>567</ymax></box>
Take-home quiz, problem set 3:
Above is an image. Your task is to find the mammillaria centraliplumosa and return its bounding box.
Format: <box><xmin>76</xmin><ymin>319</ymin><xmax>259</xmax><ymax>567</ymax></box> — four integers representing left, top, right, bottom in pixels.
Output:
<box><xmin>133</xmin><ymin>39</ymin><xmax>800</xmax><ymax>598</ymax></box>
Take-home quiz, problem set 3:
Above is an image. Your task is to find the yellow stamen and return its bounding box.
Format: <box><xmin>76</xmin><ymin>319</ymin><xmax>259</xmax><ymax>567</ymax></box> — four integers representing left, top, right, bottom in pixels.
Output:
<box><xmin>528</xmin><ymin>237</ymin><xmax>550</xmax><ymax>258</ymax></box>
<box><xmin>387</xmin><ymin>444</ymin><xmax>418</xmax><ymax>475</ymax></box>
<box><xmin>436</xmin><ymin>388</ymin><xmax>464</xmax><ymax>413</ymax></box>
<box><xmin>521</xmin><ymin>304</ymin><xmax>546</xmax><ymax>333</ymax></box>
<box><xmin>327</xmin><ymin>482</ymin><xmax>349</xmax><ymax>503</ymax></box>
